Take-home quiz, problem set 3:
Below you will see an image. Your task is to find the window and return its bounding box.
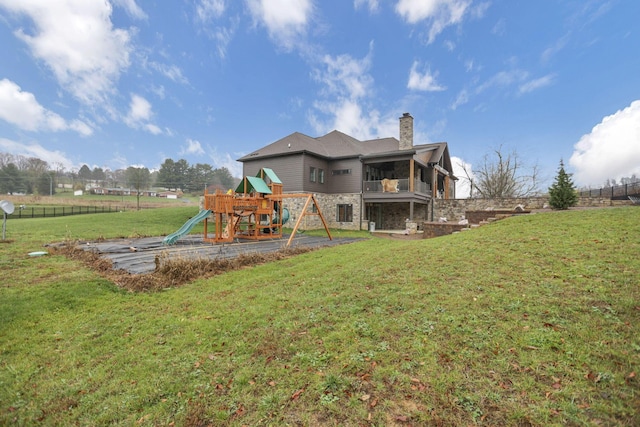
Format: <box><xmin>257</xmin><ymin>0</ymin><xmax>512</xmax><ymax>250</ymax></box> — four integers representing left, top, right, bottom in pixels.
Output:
<box><xmin>318</xmin><ymin>169</ymin><xmax>325</xmax><ymax>184</ymax></box>
<box><xmin>310</xmin><ymin>167</ymin><xmax>316</xmax><ymax>182</ymax></box>
<box><xmin>336</xmin><ymin>204</ymin><xmax>353</xmax><ymax>222</ymax></box>
<box><xmin>332</xmin><ymin>169</ymin><xmax>351</xmax><ymax>176</ymax></box>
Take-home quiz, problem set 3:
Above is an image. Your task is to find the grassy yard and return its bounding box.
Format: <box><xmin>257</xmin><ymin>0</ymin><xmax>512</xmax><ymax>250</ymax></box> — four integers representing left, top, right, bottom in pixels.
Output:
<box><xmin>0</xmin><ymin>206</ymin><xmax>638</xmax><ymax>426</ymax></box>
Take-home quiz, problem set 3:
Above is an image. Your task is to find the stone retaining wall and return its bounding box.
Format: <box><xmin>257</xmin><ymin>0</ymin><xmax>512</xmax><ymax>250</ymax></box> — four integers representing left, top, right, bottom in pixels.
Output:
<box><xmin>465</xmin><ymin>210</ymin><xmax>530</xmax><ymax>224</ymax></box>
<box><xmin>433</xmin><ymin>196</ymin><xmax>631</xmax><ymax>222</ymax></box>
<box><xmin>422</xmin><ymin>222</ymin><xmax>468</xmax><ymax>238</ymax></box>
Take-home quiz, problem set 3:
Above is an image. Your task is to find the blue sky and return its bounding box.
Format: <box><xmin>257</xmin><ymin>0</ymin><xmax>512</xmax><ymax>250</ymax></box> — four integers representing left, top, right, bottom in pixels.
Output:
<box><xmin>0</xmin><ymin>0</ymin><xmax>639</xmax><ymax>193</ymax></box>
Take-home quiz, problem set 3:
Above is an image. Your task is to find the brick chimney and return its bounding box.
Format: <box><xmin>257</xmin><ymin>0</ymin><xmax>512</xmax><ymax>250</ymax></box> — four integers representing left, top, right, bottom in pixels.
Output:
<box><xmin>399</xmin><ymin>112</ymin><xmax>413</xmax><ymax>150</ymax></box>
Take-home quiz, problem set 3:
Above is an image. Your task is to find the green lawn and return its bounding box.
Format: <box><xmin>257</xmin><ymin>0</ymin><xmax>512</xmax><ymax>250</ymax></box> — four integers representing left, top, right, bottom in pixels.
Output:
<box><xmin>1</xmin><ymin>206</ymin><xmax>638</xmax><ymax>426</ymax></box>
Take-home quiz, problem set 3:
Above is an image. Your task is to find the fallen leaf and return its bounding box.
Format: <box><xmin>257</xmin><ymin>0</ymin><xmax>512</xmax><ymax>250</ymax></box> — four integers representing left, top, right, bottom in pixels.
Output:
<box><xmin>268</xmin><ymin>380</ymin><xmax>276</xmax><ymax>387</ymax></box>
<box><xmin>290</xmin><ymin>388</ymin><xmax>305</xmax><ymax>401</ymax></box>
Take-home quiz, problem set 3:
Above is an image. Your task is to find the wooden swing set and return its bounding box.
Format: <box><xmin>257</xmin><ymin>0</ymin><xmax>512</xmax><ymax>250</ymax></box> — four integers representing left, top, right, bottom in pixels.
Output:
<box><xmin>202</xmin><ymin>168</ymin><xmax>332</xmax><ymax>247</ymax></box>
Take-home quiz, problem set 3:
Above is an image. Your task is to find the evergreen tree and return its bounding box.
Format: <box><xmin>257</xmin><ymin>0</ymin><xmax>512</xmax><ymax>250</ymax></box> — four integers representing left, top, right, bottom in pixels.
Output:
<box><xmin>548</xmin><ymin>160</ymin><xmax>577</xmax><ymax>210</ymax></box>
<box><xmin>36</xmin><ymin>172</ymin><xmax>55</xmax><ymax>196</ymax></box>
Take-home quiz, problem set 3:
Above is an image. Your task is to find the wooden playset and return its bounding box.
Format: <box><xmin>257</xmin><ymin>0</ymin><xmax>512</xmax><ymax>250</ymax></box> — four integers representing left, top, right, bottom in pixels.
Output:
<box><xmin>202</xmin><ymin>168</ymin><xmax>332</xmax><ymax>246</ymax></box>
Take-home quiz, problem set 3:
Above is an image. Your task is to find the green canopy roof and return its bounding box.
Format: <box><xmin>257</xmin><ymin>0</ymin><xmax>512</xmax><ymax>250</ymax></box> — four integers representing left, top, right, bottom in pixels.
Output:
<box><xmin>235</xmin><ymin>175</ymin><xmax>272</xmax><ymax>194</ymax></box>
<box><xmin>258</xmin><ymin>167</ymin><xmax>281</xmax><ymax>184</ymax></box>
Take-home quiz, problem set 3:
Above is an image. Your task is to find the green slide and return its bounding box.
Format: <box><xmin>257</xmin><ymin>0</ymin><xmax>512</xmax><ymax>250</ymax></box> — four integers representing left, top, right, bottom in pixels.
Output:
<box><xmin>162</xmin><ymin>209</ymin><xmax>211</xmax><ymax>245</ymax></box>
<box><xmin>273</xmin><ymin>207</ymin><xmax>290</xmax><ymax>225</ymax></box>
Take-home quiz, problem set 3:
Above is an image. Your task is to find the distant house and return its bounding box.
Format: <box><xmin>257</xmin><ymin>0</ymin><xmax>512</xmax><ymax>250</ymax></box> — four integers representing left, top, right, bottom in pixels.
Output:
<box><xmin>238</xmin><ymin>113</ymin><xmax>457</xmax><ymax>230</ymax></box>
<box><xmin>90</xmin><ymin>187</ymin><xmax>158</xmax><ymax>197</ymax></box>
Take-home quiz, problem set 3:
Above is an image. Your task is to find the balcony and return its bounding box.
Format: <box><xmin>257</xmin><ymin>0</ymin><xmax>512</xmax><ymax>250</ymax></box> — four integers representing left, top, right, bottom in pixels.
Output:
<box><xmin>363</xmin><ymin>179</ymin><xmax>431</xmax><ymax>195</ymax></box>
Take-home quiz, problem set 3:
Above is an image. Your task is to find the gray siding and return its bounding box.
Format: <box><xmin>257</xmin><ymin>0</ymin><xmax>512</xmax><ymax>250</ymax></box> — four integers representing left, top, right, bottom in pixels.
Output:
<box><xmin>242</xmin><ymin>155</ymin><xmax>304</xmax><ymax>192</ymax></box>
<box><xmin>327</xmin><ymin>158</ymin><xmax>362</xmax><ymax>193</ymax></box>
<box><xmin>243</xmin><ymin>154</ymin><xmax>361</xmax><ymax>195</ymax></box>
<box><xmin>301</xmin><ymin>154</ymin><xmax>330</xmax><ymax>193</ymax></box>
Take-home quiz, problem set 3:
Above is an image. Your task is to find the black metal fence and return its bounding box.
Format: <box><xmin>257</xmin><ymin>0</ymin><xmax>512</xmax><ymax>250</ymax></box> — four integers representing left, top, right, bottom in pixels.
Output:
<box><xmin>578</xmin><ymin>182</ymin><xmax>640</xmax><ymax>200</ymax></box>
<box><xmin>8</xmin><ymin>205</ymin><xmax>125</xmax><ymax>219</ymax></box>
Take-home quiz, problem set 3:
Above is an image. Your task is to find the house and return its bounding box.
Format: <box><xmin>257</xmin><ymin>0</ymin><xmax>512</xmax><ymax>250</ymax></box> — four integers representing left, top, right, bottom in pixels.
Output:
<box><xmin>237</xmin><ymin>113</ymin><xmax>457</xmax><ymax>230</ymax></box>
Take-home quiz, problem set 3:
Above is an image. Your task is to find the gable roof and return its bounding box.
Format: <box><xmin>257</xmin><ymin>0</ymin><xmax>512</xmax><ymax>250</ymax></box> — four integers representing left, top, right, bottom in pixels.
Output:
<box><xmin>237</xmin><ymin>129</ymin><xmax>455</xmax><ymax>179</ymax></box>
<box><xmin>235</xmin><ymin>175</ymin><xmax>272</xmax><ymax>194</ymax></box>
<box><xmin>257</xmin><ymin>167</ymin><xmax>281</xmax><ymax>184</ymax></box>
<box><xmin>237</xmin><ymin>130</ymin><xmax>400</xmax><ymax>162</ymax></box>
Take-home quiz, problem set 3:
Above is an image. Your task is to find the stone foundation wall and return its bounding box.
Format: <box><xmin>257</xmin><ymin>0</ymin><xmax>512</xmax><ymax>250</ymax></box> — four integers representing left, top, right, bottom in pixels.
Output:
<box><xmin>433</xmin><ymin>197</ymin><xmax>631</xmax><ymax>222</ymax></box>
<box><xmin>283</xmin><ymin>193</ymin><xmax>362</xmax><ymax>230</ymax></box>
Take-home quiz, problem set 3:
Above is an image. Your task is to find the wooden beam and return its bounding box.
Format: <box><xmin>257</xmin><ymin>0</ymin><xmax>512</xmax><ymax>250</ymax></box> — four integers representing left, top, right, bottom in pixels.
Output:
<box><xmin>280</xmin><ymin>193</ymin><xmax>332</xmax><ymax>247</ymax></box>
<box><xmin>444</xmin><ymin>175</ymin><xmax>450</xmax><ymax>199</ymax></box>
<box><xmin>409</xmin><ymin>159</ymin><xmax>415</xmax><ymax>192</ymax></box>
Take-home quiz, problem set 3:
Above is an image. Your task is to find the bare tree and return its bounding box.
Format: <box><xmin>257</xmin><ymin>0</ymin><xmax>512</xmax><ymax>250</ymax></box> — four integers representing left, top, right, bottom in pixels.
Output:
<box><xmin>458</xmin><ymin>146</ymin><xmax>540</xmax><ymax>198</ymax></box>
<box><xmin>126</xmin><ymin>166</ymin><xmax>150</xmax><ymax>210</ymax></box>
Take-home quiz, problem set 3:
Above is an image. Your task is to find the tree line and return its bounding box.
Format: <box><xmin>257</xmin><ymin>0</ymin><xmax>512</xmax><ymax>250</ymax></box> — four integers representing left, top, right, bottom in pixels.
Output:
<box><xmin>0</xmin><ymin>152</ymin><xmax>237</xmax><ymax>196</ymax></box>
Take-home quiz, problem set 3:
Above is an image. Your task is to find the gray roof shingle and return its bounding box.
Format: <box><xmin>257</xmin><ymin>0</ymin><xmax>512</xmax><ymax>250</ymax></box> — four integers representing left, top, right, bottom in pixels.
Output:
<box><xmin>237</xmin><ymin>129</ymin><xmax>450</xmax><ymax>167</ymax></box>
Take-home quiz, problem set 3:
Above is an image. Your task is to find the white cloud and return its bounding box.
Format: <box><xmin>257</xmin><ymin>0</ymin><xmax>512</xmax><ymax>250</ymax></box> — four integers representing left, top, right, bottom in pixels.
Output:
<box><xmin>112</xmin><ymin>0</ymin><xmax>147</xmax><ymax>20</ymax></box>
<box><xmin>450</xmin><ymin>89</ymin><xmax>468</xmax><ymax>110</ymax></box>
<box><xmin>148</xmin><ymin>62</ymin><xmax>189</xmax><ymax>85</ymax></box>
<box><xmin>407</xmin><ymin>61</ymin><xmax>446</xmax><ymax>92</ymax></box>
<box><xmin>246</xmin><ymin>0</ymin><xmax>313</xmax><ymax>50</ymax></box>
<box><xmin>354</xmin><ymin>0</ymin><xmax>379</xmax><ymax>13</ymax></box>
<box><xmin>443</xmin><ymin>40</ymin><xmax>456</xmax><ymax>51</ymax></box>
<box><xmin>0</xmin><ymin>78</ymin><xmax>92</xmax><ymax>136</ymax></box>
<box><xmin>213</xmin><ymin>24</ymin><xmax>236</xmax><ymax>59</ymax></box>
<box><xmin>193</xmin><ymin>1</ymin><xmax>237</xmax><ymax>59</ymax></box>
<box><xmin>182</xmin><ymin>138</ymin><xmax>206</xmax><ymax>156</ymax></box>
<box><xmin>452</xmin><ymin>156</ymin><xmax>473</xmax><ymax>198</ymax></box>
<box><xmin>0</xmin><ymin>0</ymin><xmax>133</xmax><ymax>106</ymax></box>
<box><xmin>541</xmin><ymin>33</ymin><xmax>570</xmax><ymax>63</ymax></box>
<box><xmin>518</xmin><ymin>74</ymin><xmax>555</xmax><ymax>95</ymax></box>
<box><xmin>395</xmin><ymin>0</ymin><xmax>472</xmax><ymax>43</ymax></box>
<box><xmin>206</xmin><ymin>147</ymin><xmax>243</xmax><ymax>178</ymax></box>
<box><xmin>0</xmin><ymin>137</ymin><xmax>74</xmax><ymax>170</ymax></box>
<box><xmin>315</xmin><ymin>49</ymin><xmax>374</xmax><ymax>99</ymax></box>
<box><xmin>144</xmin><ymin>124</ymin><xmax>162</xmax><ymax>135</ymax></box>
<box><xmin>569</xmin><ymin>100</ymin><xmax>640</xmax><ymax>187</ymax></box>
<box><xmin>491</xmin><ymin>17</ymin><xmax>506</xmax><ymax>36</ymax></box>
<box><xmin>69</xmin><ymin>120</ymin><xmax>94</xmax><ymax>136</ymax></box>
<box><xmin>124</xmin><ymin>94</ymin><xmax>162</xmax><ymax>134</ymax></box>
<box><xmin>195</xmin><ymin>0</ymin><xmax>225</xmax><ymax>22</ymax></box>
<box><xmin>309</xmin><ymin>44</ymin><xmax>398</xmax><ymax>139</ymax></box>
<box><xmin>127</xmin><ymin>94</ymin><xmax>152</xmax><ymax>122</ymax></box>
<box><xmin>475</xmin><ymin>69</ymin><xmax>528</xmax><ymax>94</ymax></box>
